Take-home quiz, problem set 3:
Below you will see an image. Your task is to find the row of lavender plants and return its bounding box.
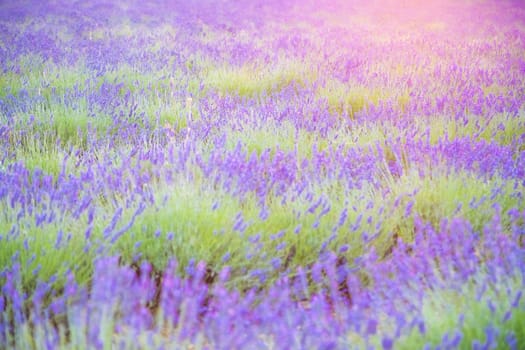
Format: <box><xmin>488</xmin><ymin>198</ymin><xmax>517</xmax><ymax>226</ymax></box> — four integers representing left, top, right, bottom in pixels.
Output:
<box><xmin>1</xmin><ymin>0</ymin><xmax>524</xmax><ymax>348</ymax></box>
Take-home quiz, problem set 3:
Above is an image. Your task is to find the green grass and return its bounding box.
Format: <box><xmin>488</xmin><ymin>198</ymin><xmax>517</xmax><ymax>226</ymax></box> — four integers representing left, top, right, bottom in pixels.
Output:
<box><xmin>396</xmin><ymin>273</ymin><xmax>525</xmax><ymax>349</ymax></box>
<box><xmin>0</xmin><ymin>211</ymin><xmax>96</xmax><ymax>294</ymax></box>
<box><xmin>0</xmin><ymin>55</ymin><xmax>91</xmax><ymax>99</ymax></box>
<box><xmin>317</xmin><ymin>80</ymin><xmax>388</xmax><ymax>118</ymax></box>
<box><xmin>12</xmin><ymin>134</ymin><xmax>72</xmax><ymax>177</ymax></box>
<box><xmin>414</xmin><ymin>112</ymin><xmax>525</xmax><ymax>146</ymax></box>
<box><xmin>204</xmin><ymin>59</ymin><xmax>317</xmax><ymax>98</ymax></box>
<box><xmin>375</xmin><ymin>169</ymin><xmax>523</xmax><ymax>252</ymax></box>
<box><xmin>220</xmin><ymin>119</ymin><xmax>316</xmax><ymax>157</ymax></box>
<box><xmin>4</xmin><ymin>151</ymin><xmax>521</xmax><ymax>294</ymax></box>
<box><xmin>211</xmin><ymin>109</ymin><xmax>524</xmax><ymax>169</ymax></box>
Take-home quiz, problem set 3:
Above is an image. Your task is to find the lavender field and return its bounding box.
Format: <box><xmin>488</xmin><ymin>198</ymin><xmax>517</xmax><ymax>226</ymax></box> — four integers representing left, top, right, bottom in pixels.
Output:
<box><xmin>1</xmin><ymin>0</ymin><xmax>525</xmax><ymax>348</ymax></box>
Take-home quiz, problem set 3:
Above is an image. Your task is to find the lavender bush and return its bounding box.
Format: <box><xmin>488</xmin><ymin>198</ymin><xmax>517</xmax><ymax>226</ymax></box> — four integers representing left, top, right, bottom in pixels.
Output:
<box><xmin>1</xmin><ymin>0</ymin><xmax>524</xmax><ymax>349</ymax></box>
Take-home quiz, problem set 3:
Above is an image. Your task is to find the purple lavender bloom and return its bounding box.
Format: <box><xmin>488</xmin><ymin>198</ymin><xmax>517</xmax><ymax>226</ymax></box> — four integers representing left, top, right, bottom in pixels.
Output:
<box><xmin>381</xmin><ymin>337</ymin><xmax>393</xmax><ymax>350</ymax></box>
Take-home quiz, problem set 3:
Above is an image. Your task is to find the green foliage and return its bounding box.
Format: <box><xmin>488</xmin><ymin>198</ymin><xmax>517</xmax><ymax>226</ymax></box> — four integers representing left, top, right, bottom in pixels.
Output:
<box><xmin>415</xmin><ymin>112</ymin><xmax>525</xmax><ymax>146</ymax></box>
<box><xmin>376</xmin><ymin>170</ymin><xmax>524</xmax><ymax>256</ymax></box>
<box><xmin>317</xmin><ymin>80</ymin><xmax>383</xmax><ymax>118</ymax></box>
<box><xmin>1</xmin><ymin>10</ymin><xmax>524</xmax><ymax>348</ymax></box>
<box><xmin>397</xmin><ymin>273</ymin><xmax>525</xmax><ymax>349</ymax></box>
<box><xmin>316</xmin><ymin>79</ymin><xmax>411</xmax><ymax>118</ymax></box>
<box><xmin>204</xmin><ymin>59</ymin><xmax>315</xmax><ymax>97</ymax></box>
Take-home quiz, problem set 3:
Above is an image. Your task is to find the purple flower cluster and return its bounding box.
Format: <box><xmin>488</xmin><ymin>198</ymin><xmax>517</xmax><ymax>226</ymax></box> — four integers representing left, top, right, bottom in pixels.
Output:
<box><xmin>1</xmin><ymin>215</ymin><xmax>523</xmax><ymax>348</ymax></box>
